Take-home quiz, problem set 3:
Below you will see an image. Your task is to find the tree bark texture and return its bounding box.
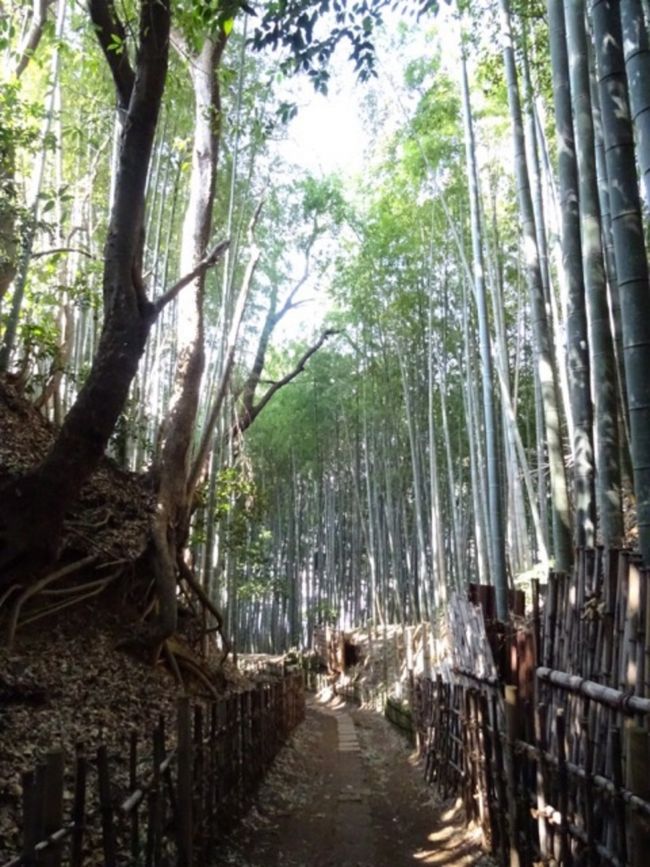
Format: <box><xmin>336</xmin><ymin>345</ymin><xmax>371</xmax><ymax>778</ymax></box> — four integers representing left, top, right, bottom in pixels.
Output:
<box><xmin>0</xmin><ymin>0</ymin><xmax>171</xmax><ymax>580</ymax></box>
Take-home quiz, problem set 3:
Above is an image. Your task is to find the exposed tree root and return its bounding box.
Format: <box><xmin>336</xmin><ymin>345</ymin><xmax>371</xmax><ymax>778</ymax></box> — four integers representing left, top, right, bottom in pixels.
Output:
<box><xmin>164</xmin><ymin>639</ymin><xmax>186</xmax><ymax>692</ymax></box>
<box><xmin>174</xmin><ymin>653</ymin><xmax>218</xmax><ymax>698</ymax></box>
<box><xmin>17</xmin><ymin>569</ymin><xmax>122</xmax><ymax>631</ymax></box>
<box><xmin>176</xmin><ymin>555</ymin><xmax>230</xmax><ymax>665</ymax></box>
<box><xmin>5</xmin><ymin>554</ymin><xmax>97</xmax><ymax>648</ymax></box>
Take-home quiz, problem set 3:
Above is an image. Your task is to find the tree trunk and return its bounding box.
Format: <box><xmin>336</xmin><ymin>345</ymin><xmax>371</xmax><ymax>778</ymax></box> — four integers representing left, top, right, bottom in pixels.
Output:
<box><xmin>150</xmin><ymin>33</ymin><xmax>227</xmax><ymax>641</ymax></box>
<box><xmin>0</xmin><ymin>0</ymin><xmax>170</xmax><ymax>581</ymax></box>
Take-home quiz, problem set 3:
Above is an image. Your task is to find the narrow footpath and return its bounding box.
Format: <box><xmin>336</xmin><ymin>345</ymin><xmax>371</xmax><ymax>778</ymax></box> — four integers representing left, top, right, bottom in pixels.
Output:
<box><xmin>218</xmin><ymin>697</ymin><xmax>489</xmax><ymax>867</ymax></box>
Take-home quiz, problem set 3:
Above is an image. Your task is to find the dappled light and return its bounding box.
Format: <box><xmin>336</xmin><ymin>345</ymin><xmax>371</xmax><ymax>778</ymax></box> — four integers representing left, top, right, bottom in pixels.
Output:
<box><xmin>4</xmin><ymin>0</ymin><xmax>650</xmax><ymax>863</ymax></box>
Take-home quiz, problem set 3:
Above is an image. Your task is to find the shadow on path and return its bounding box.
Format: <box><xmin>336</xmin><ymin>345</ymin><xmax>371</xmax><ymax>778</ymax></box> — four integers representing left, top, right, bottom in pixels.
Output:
<box><xmin>216</xmin><ymin>696</ymin><xmax>490</xmax><ymax>867</ymax></box>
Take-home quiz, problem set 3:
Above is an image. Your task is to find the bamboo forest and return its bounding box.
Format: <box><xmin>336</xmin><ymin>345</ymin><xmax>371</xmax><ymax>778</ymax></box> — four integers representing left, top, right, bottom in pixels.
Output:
<box><xmin>4</xmin><ymin>0</ymin><xmax>650</xmax><ymax>864</ymax></box>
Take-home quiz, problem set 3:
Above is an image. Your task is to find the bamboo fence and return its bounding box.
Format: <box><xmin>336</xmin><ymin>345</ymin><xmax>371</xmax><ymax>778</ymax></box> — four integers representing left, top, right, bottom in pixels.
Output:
<box><xmin>1</xmin><ymin>671</ymin><xmax>305</xmax><ymax>867</ymax></box>
<box><xmin>414</xmin><ymin>549</ymin><xmax>650</xmax><ymax>866</ymax></box>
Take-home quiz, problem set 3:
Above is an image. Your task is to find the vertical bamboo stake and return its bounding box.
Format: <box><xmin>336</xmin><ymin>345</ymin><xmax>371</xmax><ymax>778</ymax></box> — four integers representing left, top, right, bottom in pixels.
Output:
<box><xmin>555</xmin><ymin>709</ymin><xmax>570</xmax><ymax>865</ymax></box>
<box><xmin>129</xmin><ymin>732</ymin><xmax>139</xmax><ymax>861</ymax></box>
<box><xmin>42</xmin><ymin>751</ymin><xmax>64</xmax><ymax>867</ymax></box>
<box><xmin>610</xmin><ymin>727</ymin><xmax>627</xmax><ymax>863</ymax></box>
<box><xmin>21</xmin><ymin>769</ymin><xmax>41</xmax><ymax>867</ymax></box>
<box><xmin>504</xmin><ymin>685</ymin><xmax>521</xmax><ymax>867</ymax></box>
<box><xmin>193</xmin><ymin>705</ymin><xmax>204</xmax><ymax>853</ymax></box>
<box><xmin>70</xmin><ymin>746</ymin><xmax>86</xmax><ymax>867</ymax></box>
<box><xmin>489</xmin><ymin>694</ymin><xmax>509</xmax><ymax>864</ymax></box>
<box><xmin>535</xmin><ymin>701</ymin><xmax>550</xmax><ymax>861</ymax></box>
<box><xmin>177</xmin><ymin>698</ymin><xmax>193</xmax><ymax>867</ymax></box>
<box><xmin>97</xmin><ymin>746</ymin><xmax>116</xmax><ymax>867</ymax></box>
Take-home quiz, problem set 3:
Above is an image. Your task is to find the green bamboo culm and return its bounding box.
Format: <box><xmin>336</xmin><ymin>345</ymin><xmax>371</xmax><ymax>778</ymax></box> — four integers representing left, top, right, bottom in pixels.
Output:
<box><xmin>459</xmin><ymin>39</ymin><xmax>508</xmax><ymax>620</ymax></box>
<box><xmin>547</xmin><ymin>0</ymin><xmax>596</xmax><ymax>548</ymax></box>
<box><xmin>499</xmin><ymin>0</ymin><xmax>572</xmax><ymax>571</ymax></box>
<box><xmin>592</xmin><ymin>0</ymin><xmax>650</xmax><ymax>563</ymax></box>
<box><xmin>564</xmin><ymin>0</ymin><xmax>623</xmax><ymax>547</ymax></box>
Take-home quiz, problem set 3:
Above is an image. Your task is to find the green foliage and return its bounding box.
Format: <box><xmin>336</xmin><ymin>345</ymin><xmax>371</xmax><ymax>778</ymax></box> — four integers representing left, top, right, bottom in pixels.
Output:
<box><xmin>251</xmin><ymin>0</ymin><xmax>438</xmax><ymax>93</ymax></box>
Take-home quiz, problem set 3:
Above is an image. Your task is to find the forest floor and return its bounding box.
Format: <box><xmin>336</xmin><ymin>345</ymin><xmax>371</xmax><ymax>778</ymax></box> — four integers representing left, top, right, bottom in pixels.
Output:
<box><xmin>218</xmin><ymin>695</ymin><xmax>491</xmax><ymax>867</ymax></box>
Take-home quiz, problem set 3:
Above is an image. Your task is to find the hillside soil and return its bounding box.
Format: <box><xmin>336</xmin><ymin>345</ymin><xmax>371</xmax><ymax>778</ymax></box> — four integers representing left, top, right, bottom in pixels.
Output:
<box><xmin>218</xmin><ymin>695</ymin><xmax>491</xmax><ymax>867</ymax></box>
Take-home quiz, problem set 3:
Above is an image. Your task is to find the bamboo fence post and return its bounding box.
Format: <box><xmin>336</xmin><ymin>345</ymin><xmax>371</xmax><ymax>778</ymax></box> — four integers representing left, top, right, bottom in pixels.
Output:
<box><xmin>611</xmin><ymin>727</ymin><xmax>627</xmax><ymax>863</ymax></box>
<box><xmin>205</xmin><ymin>702</ymin><xmax>216</xmax><ymax>850</ymax></box>
<box><xmin>581</xmin><ymin>711</ymin><xmax>594</xmax><ymax>860</ymax></box>
<box><xmin>129</xmin><ymin>732</ymin><xmax>139</xmax><ymax>861</ymax></box>
<box><xmin>21</xmin><ymin>768</ymin><xmax>43</xmax><ymax>867</ymax></box>
<box><xmin>145</xmin><ymin>790</ymin><xmax>155</xmax><ymax>867</ymax></box>
<box><xmin>41</xmin><ymin>751</ymin><xmax>64</xmax><ymax>867</ymax></box>
<box><xmin>534</xmin><ymin>701</ymin><xmax>550</xmax><ymax>861</ymax></box>
<box><xmin>504</xmin><ymin>684</ymin><xmax>520</xmax><ymax>867</ymax></box>
<box><xmin>216</xmin><ymin>699</ymin><xmax>227</xmax><ymax>828</ymax></box>
<box><xmin>151</xmin><ymin>721</ymin><xmax>164</xmax><ymax>865</ymax></box>
<box><xmin>97</xmin><ymin>746</ymin><xmax>116</xmax><ymax>867</ymax></box>
<box><xmin>70</xmin><ymin>746</ymin><xmax>86</xmax><ymax>867</ymax></box>
<box><xmin>555</xmin><ymin>709</ymin><xmax>570</xmax><ymax>865</ymax></box>
<box><xmin>477</xmin><ymin>690</ymin><xmax>499</xmax><ymax>852</ymax></box>
<box><xmin>177</xmin><ymin>697</ymin><xmax>193</xmax><ymax>867</ymax></box>
<box><xmin>193</xmin><ymin>704</ymin><xmax>204</xmax><ymax>853</ymax></box>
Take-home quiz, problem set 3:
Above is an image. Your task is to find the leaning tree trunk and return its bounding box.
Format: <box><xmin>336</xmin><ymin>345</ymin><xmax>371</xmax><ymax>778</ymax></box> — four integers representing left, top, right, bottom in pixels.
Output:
<box><xmin>499</xmin><ymin>0</ymin><xmax>572</xmax><ymax>571</ymax></box>
<box><xmin>548</xmin><ymin>0</ymin><xmax>596</xmax><ymax>547</ymax></box>
<box><xmin>592</xmin><ymin>0</ymin><xmax>650</xmax><ymax>564</ymax></box>
<box><xmin>150</xmin><ymin>32</ymin><xmax>228</xmax><ymax>643</ymax></box>
<box><xmin>0</xmin><ymin>0</ymin><xmax>171</xmax><ymax>582</ymax></box>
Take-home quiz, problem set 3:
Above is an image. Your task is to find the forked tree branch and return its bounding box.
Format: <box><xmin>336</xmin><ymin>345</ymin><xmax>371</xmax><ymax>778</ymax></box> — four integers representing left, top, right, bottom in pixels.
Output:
<box><xmin>154</xmin><ymin>239</ymin><xmax>229</xmax><ymax>314</ymax></box>
<box><xmin>233</xmin><ymin>328</ymin><xmax>339</xmax><ymax>439</ymax></box>
<box><xmin>88</xmin><ymin>0</ymin><xmax>136</xmax><ymax>110</ymax></box>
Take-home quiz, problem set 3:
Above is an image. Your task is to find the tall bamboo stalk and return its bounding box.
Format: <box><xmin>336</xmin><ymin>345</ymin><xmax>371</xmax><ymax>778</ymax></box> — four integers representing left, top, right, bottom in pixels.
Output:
<box><xmin>459</xmin><ymin>41</ymin><xmax>508</xmax><ymax>619</ymax></box>
<box><xmin>592</xmin><ymin>0</ymin><xmax>650</xmax><ymax>564</ymax></box>
<box><xmin>565</xmin><ymin>0</ymin><xmax>623</xmax><ymax>545</ymax></box>
<box><xmin>499</xmin><ymin>0</ymin><xmax>572</xmax><ymax>571</ymax></box>
<box><xmin>548</xmin><ymin>0</ymin><xmax>596</xmax><ymax>547</ymax></box>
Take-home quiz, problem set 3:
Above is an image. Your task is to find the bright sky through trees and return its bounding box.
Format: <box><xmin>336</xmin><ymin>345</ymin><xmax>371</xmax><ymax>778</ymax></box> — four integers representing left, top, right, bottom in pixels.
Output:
<box><xmin>270</xmin><ymin>23</ymin><xmax>436</xmax><ymax>342</ymax></box>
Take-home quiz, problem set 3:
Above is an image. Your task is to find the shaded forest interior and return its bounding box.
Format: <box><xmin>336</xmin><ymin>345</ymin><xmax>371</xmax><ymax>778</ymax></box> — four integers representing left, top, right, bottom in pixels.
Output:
<box><xmin>4</xmin><ymin>0</ymin><xmax>650</xmax><ymax>862</ymax></box>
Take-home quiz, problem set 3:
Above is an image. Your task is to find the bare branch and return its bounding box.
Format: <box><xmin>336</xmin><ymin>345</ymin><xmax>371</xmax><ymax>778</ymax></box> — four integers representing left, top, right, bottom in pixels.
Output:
<box><xmin>234</xmin><ymin>329</ymin><xmax>339</xmax><ymax>438</ymax></box>
<box><xmin>154</xmin><ymin>239</ymin><xmax>229</xmax><ymax>314</ymax></box>
<box><xmin>32</xmin><ymin>246</ymin><xmax>96</xmax><ymax>260</ymax></box>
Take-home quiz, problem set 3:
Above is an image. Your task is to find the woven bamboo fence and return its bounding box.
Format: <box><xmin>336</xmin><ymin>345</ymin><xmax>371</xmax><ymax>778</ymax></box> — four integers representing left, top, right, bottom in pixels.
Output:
<box><xmin>1</xmin><ymin>671</ymin><xmax>305</xmax><ymax>867</ymax></box>
<box><xmin>414</xmin><ymin>549</ymin><xmax>650</xmax><ymax>866</ymax></box>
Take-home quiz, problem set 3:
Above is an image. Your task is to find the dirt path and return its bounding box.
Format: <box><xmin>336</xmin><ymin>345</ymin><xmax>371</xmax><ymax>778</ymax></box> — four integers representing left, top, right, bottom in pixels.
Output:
<box><xmin>216</xmin><ymin>696</ymin><xmax>489</xmax><ymax>867</ymax></box>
